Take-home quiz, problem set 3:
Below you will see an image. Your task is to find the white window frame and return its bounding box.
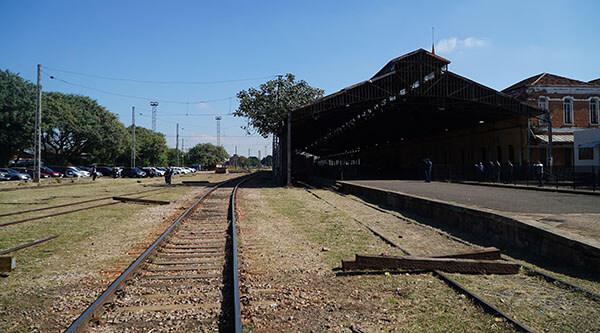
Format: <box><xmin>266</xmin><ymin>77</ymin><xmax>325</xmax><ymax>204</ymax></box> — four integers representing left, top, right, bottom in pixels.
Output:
<box><xmin>538</xmin><ymin>96</ymin><xmax>548</xmax><ymax>125</ymax></box>
<box><xmin>563</xmin><ymin>97</ymin><xmax>574</xmax><ymax>125</ymax></box>
<box><xmin>590</xmin><ymin>97</ymin><xmax>599</xmax><ymax>125</ymax></box>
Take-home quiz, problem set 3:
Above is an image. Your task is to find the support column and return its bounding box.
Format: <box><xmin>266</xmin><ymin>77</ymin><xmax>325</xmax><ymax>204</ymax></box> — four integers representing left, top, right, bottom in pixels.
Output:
<box><xmin>286</xmin><ymin>111</ymin><xmax>292</xmax><ymax>187</ymax></box>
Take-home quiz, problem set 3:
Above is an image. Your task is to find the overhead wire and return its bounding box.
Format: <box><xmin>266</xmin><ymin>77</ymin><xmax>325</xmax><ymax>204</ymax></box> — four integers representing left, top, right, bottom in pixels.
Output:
<box><xmin>43</xmin><ymin>66</ymin><xmax>278</xmax><ymax>85</ymax></box>
<box><xmin>43</xmin><ymin>71</ymin><xmax>235</xmax><ymax>105</ymax></box>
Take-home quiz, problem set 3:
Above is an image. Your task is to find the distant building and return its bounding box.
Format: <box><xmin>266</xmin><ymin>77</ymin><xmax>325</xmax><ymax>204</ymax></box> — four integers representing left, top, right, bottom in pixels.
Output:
<box><xmin>574</xmin><ymin>128</ymin><xmax>600</xmax><ymax>168</ymax></box>
<box><xmin>503</xmin><ymin>73</ymin><xmax>600</xmax><ymax>166</ymax></box>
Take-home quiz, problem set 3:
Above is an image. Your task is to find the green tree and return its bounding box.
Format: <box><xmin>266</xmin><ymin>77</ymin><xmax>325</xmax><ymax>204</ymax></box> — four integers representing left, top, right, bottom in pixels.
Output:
<box><xmin>42</xmin><ymin>92</ymin><xmax>127</xmax><ymax>165</ymax></box>
<box><xmin>186</xmin><ymin>143</ymin><xmax>229</xmax><ymax>169</ymax></box>
<box><xmin>0</xmin><ymin>70</ymin><xmax>36</xmax><ymax>166</ymax></box>
<box><xmin>121</xmin><ymin>126</ymin><xmax>168</xmax><ymax>166</ymax></box>
<box><xmin>248</xmin><ymin>156</ymin><xmax>260</xmax><ymax>168</ymax></box>
<box><xmin>261</xmin><ymin>155</ymin><xmax>272</xmax><ymax>167</ymax></box>
<box><xmin>166</xmin><ymin>148</ymin><xmax>186</xmax><ymax>167</ymax></box>
<box><xmin>234</xmin><ymin>73</ymin><xmax>324</xmax><ymax>137</ymax></box>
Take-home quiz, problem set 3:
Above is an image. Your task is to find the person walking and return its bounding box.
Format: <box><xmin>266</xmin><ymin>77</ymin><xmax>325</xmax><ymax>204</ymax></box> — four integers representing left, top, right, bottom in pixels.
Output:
<box><xmin>164</xmin><ymin>168</ymin><xmax>172</xmax><ymax>185</ymax></box>
<box><xmin>92</xmin><ymin>165</ymin><xmax>97</xmax><ymax>181</ymax></box>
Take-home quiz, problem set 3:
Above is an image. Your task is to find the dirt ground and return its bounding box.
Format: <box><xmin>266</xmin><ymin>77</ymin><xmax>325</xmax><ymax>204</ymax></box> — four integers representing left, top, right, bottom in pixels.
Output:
<box><xmin>0</xmin><ymin>172</ymin><xmax>240</xmax><ymax>332</ymax></box>
<box><xmin>236</xmin><ymin>175</ymin><xmax>512</xmax><ymax>332</ymax></box>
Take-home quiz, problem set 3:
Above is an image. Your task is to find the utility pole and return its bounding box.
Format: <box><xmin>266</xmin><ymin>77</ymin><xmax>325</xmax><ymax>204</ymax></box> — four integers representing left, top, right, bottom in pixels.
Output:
<box><xmin>215</xmin><ymin>116</ymin><xmax>222</xmax><ymax>146</ymax></box>
<box><xmin>258</xmin><ymin>149</ymin><xmax>262</xmax><ymax>169</ymax></box>
<box><xmin>287</xmin><ymin>110</ymin><xmax>292</xmax><ymax>187</ymax></box>
<box><xmin>176</xmin><ymin>123</ymin><xmax>179</xmax><ymax>167</ymax></box>
<box><xmin>181</xmin><ymin>138</ymin><xmax>185</xmax><ymax>166</ymax></box>
<box><xmin>131</xmin><ymin>106</ymin><xmax>136</xmax><ymax>168</ymax></box>
<box><xmin>235</xmin><ymin>146</ymin><xmax>238</xmax><ymax>169</ymax></box>
<box><xmin>150</xmin><ymin>101</ymin><xmax>158</xmax><ymax>132</ymax></box>
<box><xmin>547</xmin><ymin>111</ymin><xmax>553</xmax><ymax>167</ymax></box>
<box><xmin>34</xmin><ymin>64</ymin><xmax>42</xmax><ymax>182</ymax></box>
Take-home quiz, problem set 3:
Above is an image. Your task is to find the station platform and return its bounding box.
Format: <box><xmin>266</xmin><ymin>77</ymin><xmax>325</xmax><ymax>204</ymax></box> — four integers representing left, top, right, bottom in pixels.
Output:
<box><xmin>336</xmin><ymin>180</ymin><xmax>600</xmax><ymax>272</ymax></box>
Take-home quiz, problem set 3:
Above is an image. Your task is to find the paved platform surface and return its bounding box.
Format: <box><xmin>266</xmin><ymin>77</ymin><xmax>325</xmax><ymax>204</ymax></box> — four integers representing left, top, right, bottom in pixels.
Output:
<box><xmin>348</xmin><ymin>180</ymin><xmax>600</xmax><ymax>214</ymax></box>
<box><xmin>346</xmin><ymin>180</ymin><xmax>600</xmax><ymax>246</ymax></box>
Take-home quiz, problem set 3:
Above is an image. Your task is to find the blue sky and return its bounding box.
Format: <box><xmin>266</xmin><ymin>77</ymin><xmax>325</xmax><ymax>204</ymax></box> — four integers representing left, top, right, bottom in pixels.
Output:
<box><xmin>1</xmin><ymin>0</ymin><xmax>598</xmax><ymax>157</ymax></box>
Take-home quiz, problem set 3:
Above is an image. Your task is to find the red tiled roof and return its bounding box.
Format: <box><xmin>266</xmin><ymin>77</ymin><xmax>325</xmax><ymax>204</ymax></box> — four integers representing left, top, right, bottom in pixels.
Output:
<box><xmin>503</xmin><ymin>73</ymin><xmax>593</xmax><ymax>92</ymax></box>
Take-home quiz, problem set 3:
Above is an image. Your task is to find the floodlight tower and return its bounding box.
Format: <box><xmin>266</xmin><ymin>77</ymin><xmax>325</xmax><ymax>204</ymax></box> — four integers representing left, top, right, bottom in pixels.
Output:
<box><xmin>215</xmin><ymin>115</ymin><xmax>222</xmax><ymax>146</ymax></box>
<box><xmin>150</xmin><ymin>101</ymin><xmax>159</xmax><ymax>132</ymax></box>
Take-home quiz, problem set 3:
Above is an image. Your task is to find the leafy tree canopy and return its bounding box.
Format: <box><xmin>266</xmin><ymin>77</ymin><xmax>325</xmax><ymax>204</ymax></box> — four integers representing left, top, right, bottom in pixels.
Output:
<box><xmin>248</xmin><ymin>156</ymin><xmax>260</xmax><ymax>167</ymax></box>
<box><xmin>261</xmin><ymin>155</ymin><xmax>273</xmax><ymax>167</ymax></box>
<box><xmin>42</xmin><ymin>92</ymin><xmax>127</xmax><ymax>165</ymax></box>
<box><xmin>234</xmin><ymin>73</ymin><xmax>324</xmax><ymax>137</ymax></box>
<box><xmin>186</xmin><ymin>143</ymin><xmax>229</xmax><ymax>169</ymax></box>
<box><xmin>121</xmin><ymin>126</ymin><xmax>168</xmax><ymax>167</ymax></box>
<box><xmin>166</xmin><ymin>148</ymin><xmax>187</xmax><ymax>167</ymax></box>
<box><xmin>0</xmin><ymin>70</ymin><xmax>36</xmax><ymax>166</ymax></box>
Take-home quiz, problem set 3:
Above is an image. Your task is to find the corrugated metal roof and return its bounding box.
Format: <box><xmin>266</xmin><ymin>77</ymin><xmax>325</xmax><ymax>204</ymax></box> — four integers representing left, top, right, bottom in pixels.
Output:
<box><xmin>534</xmin><ymin>134</ymin><xmax>573</xmax><ymax>144</ymax></box>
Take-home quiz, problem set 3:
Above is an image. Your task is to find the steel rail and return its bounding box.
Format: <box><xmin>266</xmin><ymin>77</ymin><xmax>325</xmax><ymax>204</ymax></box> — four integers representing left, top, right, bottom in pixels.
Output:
<box><xmin>64</xmin><ymin>175</ymin><xmax>249</xmax><ymax>333</ymax></box>
<box><xmin>0</xmin><ymin>235</ymin><xmax>59</xmax><ymax>255</ymax></box>
<box><xmin>0</xmin><ymin>189</ymin><xmax>170</xmax><ymax>228</ymax></box>
<box><xmin>0</xmin><ymin>188</ymin><xmax>164</xmax><ymax>218</ymax></box>
<box><xmin>0</xmin><ymin>202</ymin><xmax>120</xmax><ymax>228</ymax></box>
<box><xmin>303</xmin><ymin>186</ymin><xmax>534</xmax><ymax>332</ymax></box>
<box><xmin>230</xmin><ymin>172</ymin><xmax>261</xmax><ymax>332</ymax></box>
<box><xmin>333</xmin><ymin>184</ymin><xmax>600</xmax><ymax>302</ymax></box>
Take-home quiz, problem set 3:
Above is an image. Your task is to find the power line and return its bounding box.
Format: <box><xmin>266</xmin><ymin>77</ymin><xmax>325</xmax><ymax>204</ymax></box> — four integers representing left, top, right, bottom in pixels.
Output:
<box><xmin>44</xmin><ymin>66</ymin><xmax>278</xmax><ymax>85</ymax></box>
<box><xmin>43</xmin><ymin>71</ymin><xmax>234</xmax><ymax>105</ymax></box>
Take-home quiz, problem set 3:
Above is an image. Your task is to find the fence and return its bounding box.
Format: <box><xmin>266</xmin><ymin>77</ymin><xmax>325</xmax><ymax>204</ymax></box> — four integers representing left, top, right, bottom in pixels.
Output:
<box><xmin>313</xmin><ymin>163</ymin><xmax>599</xmax><ymax>191</ymax></box>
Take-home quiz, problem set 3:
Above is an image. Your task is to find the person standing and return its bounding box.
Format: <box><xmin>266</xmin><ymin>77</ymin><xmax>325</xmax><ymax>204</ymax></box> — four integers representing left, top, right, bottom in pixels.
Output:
<box><xmin>534</xmin><ymin>161</ymin><xmax>544</xmax><ymax>186</ymax></box>
<box><xmin>424</xmin><ymin>158</ymin><xmax>432</xmax><ymax>182</ymax></box>
<box><xmin>92</xmin><ymin>165</ymin><xmax>97</xmax><ymax>181</ymax></box>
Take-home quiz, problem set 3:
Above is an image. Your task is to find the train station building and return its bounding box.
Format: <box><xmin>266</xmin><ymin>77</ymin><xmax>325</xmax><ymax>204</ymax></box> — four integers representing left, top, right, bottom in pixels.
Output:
<box><xmin>275</xmin><ymin>49</ymin><xmax>544</xmax><ymax>183</ymax></box>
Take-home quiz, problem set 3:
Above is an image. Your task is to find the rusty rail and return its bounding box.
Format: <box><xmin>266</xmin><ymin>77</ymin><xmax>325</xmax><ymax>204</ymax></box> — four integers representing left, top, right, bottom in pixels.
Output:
<box><xmin>303</xmin><ymin>186</ymin><xmax>534</xmax><ymax>332</ymax></box>
<box><xmin>0</xmin><ymin>235</ymin><xmax>59</xmax><ymax>255</ymax></box>
<box><xmin>64</xmin><ymin>174</ymin><xmax>251</xmax><ymax>332</ymax></box>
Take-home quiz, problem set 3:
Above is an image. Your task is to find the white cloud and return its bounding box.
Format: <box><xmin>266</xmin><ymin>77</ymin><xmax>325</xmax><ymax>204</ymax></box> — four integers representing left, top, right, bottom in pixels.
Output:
<box><xmin>436</xmin><ymin>37</ymin><xmax>489</xmax><ymax>53</ymax></box>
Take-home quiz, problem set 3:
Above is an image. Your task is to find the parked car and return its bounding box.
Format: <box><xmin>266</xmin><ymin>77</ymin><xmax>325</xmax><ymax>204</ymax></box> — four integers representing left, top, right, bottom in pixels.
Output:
<box><xmin>121</xmin><ymin>167</ymin><xmax>146</xmax><ymax>178</ymax></box>
<box><xmin>0</xmin><ymin>171</ymin><xmax>11</xmax><ymax>181</ymax></box>
<box><xmin>95</xmin><ymin>166</ymin><xmax>117</xmax><ymax>177</ymax></box>
<box><xmin>141</xmin><ymin>167</ymin><xmax>156</xmax><ymax>178</ymax></box>
<box><xmin>0</xmin><ymin>168</ymin><xmax>32</xmax><ymax>181</ymax></box>
<box><xmin>152</xmin><ymin>167</ymin><xmax>166</xmax><ymax>176</ymax></box>
<box><xmin>48</xmin><ymin>166</ymin><xmax>84</xmax><ymax>178</ymax></box>
<box><xmin>13</xmin><ymin>167</ymin><xmax>50</xmax><ymax>179</ymax></box>
<box><xmin>39</xmin><ymin>166</ymin><xmax>62</xmax><ymax>178</ymax></box>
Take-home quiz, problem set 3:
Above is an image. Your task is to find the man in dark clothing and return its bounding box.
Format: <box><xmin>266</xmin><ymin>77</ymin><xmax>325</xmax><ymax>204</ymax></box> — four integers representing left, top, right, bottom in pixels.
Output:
<box><xmin>92</xmin><ymin>165</ymin><xmax>97</xmax><ymax>181</ymax></box>
<box><xmin>424</xmin><ymin>158</ymin><xmax>432</xmax><ymax>182</ymax></box>
<box><xmin>164</xmin><ymin>168</ymin><xmax>172</xmax><ymax>185</ymax></box>
<box><xmin>534</xmin><ymin>161</ymin><xmax>544</xmax><ymax>186</ymax></box>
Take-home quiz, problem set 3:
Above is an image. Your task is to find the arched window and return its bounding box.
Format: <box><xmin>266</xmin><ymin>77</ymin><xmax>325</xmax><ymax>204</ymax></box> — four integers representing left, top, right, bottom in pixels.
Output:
<box><xmin>563</xmin><ymin>98</ymin><xmax>573</xmax><ymax>125</ymax></box>
<box><xmin>538</xmin><ymin>97</ymin><xmax>548</xmax><ymax>125</ymax></box>
<box><xmin>590</xmin><ymin>98</ymin><xmax>599</xmax><ymax>125</ymax></box>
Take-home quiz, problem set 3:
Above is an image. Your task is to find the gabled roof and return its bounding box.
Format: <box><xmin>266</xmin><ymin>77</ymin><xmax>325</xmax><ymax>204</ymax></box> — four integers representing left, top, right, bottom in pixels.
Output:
<box><xmin>590</xmin><ymin>78</ymin><xmax>600</xmax><ymax>85</ymax></box>
<box><xmin>371</xmin><ymin>48</ymin><xmax>450</xmax><ymax>79</ymax></box>
<box><xmin>503</xmin><ymin>73</ymin><xmax>593</xmax><ymax>92</ymax></box>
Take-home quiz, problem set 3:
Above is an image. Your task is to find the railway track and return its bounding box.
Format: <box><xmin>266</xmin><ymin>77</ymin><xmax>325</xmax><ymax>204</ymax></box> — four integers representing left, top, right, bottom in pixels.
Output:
<box><xmin>303</xmin><ymin>184</ymin><xmax>600</xmax><ymax>332</ymax></box>
<box><xmin>0</xmin><ymin>188</ymin><xmax>169</xmax><ymax>228</ymax></box>
<box><xmin>65</xmin><ymin>175</ymin><xmax>250</xmax><ymax>332</ymax></box>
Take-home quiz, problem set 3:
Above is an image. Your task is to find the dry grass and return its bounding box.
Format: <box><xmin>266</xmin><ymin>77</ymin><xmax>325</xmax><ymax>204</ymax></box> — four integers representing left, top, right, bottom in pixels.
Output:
<box><xmin>237</xmin><ymin>177</ymin><xmax>511</xmax><ymax>332</ymax></box>
<box><xmin>0</xmin><ymin>171</ymin><xmax>240</xmax><ymax>332</ymax></box>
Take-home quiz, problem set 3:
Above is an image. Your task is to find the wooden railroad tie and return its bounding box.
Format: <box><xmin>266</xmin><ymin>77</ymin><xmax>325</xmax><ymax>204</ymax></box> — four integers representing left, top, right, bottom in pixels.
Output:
<box><xmin>112</xmin><ymin>196</ymin><xmax>171</xmax><ymax>205</ymax></box>
<box><xmin>342</xmin><ymin>247</ymin><xmax>519</xmax><ymax>275</ymax></box>
<box><xmin>182</xmin><ymin>180</ymin><xmax>209</xmax><ymax>185</ymax></box>
<box><xmin>0</xmin><ymin>256</ymin><xmax>16</xmax><ymax>272</ymax></box>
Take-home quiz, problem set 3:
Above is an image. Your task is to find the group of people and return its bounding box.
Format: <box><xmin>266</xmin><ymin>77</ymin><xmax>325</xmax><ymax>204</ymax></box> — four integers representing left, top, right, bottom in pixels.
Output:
<box><xmin>474</xmin><ymin>161</ymin><xmax>513</xmax><ymax>183</ymax></box>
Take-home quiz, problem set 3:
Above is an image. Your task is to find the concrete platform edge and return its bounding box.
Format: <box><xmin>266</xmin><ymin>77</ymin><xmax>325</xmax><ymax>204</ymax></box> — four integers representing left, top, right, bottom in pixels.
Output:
<box><xmin>337</xmin><ymin>181</ymin><xmax>600</xmax><ymax>273</ymax></box>
<box><xmin>457</xmin><ymin>181</ymin><xmax>600</xmax><ymax>196</ymax></box>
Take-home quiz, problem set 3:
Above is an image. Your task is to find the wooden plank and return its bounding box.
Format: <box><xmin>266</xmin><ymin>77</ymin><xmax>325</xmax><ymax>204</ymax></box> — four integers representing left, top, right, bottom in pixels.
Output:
<box><xmin>342</xmin><ymin>254</ymin><xmax>520</xmax><ymax>274</ymax></box>
<box><xmin>0</xmin><ymin>256</ymin><xmax>16</xmax><ymax>272</ymax></box>
<box><xmin>182</xmin><ymin>180</ymin><xmax>209</xmax><ymax>185</ymax></box>
<box><xmin>430</xmin><ymin>247</ymin><xmax>501</xmax><ymax>260</ymax></box>
<box><xmin>112</xmin><ymin>196</ymin><xmax>170</xmax><ymax>205</ymax></box>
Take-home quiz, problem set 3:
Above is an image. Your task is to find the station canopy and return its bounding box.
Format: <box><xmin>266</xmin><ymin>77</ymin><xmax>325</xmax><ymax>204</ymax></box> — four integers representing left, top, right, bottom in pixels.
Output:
<box><xmin>290</xmin><ymin>49</ymin><xmax>543</xmax><ymax>160</ymax></box>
